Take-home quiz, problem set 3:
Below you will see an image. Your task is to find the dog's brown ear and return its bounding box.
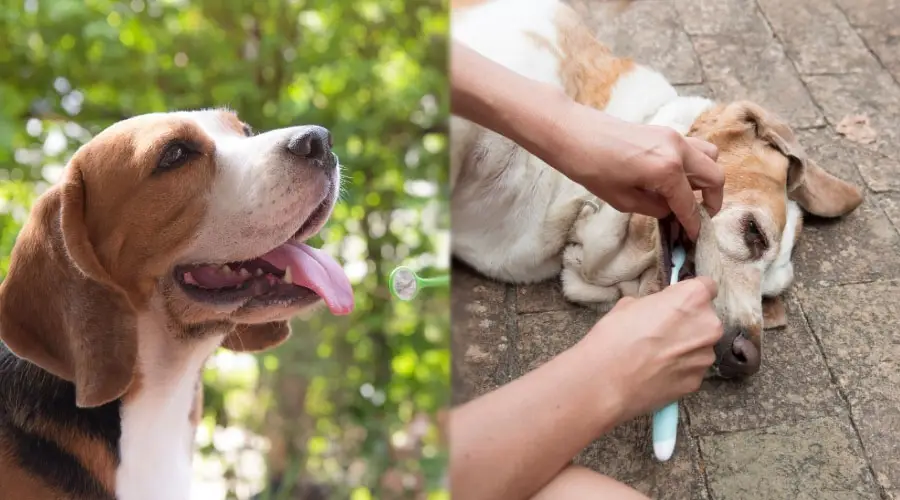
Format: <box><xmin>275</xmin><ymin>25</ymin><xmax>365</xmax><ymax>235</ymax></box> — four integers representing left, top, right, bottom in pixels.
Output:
<box><xmin>762</xmin><ymin>296</ymin><xmax>788</xmax><ymax>330</ymax></box>
<box><xmin>786</xmin><ymin>159</ymin><xmax>863</xmax><ymax>218</ymax></box>
<box><xmin>0</xmin><ymin>167</ymin><xmax>138</xmax><ymax>408</ymax></box>
<box><xmin>738</xmin><ymin>102</ymin><xmax>863</xmax><ymax>218</ymax></box>
<box><xmin>222</xmin><ymin>321</ymin><xmax>291</xmax><ymax>352</ymax></box>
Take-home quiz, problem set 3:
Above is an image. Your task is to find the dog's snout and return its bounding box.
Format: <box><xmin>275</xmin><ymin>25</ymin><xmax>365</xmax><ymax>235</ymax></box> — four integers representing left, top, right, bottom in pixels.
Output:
<box><xmin>715</xmin><ymin>328</ymin><xmax>761</xmax><ymax>378</ymax></box>
<box><xmin>286</xmin><ymin>126</ymin><xmax>333</xmax><ymax>165</ymax></box>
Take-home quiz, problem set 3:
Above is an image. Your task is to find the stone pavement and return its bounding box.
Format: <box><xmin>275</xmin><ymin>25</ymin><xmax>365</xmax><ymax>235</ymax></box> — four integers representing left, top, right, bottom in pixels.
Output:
<box><xmin>451</xmin><ymin>1</ymin><xmax>900</xmax><ymax>498</ymax></box>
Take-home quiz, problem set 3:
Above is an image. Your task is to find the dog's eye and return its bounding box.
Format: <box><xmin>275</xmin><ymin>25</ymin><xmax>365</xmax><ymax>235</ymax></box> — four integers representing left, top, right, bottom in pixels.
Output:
<box><xmin>743</xmin><ymin>216</ymin><xmax>769</xmax><ymax>259</ymax></box>
<box><xmin>157</xmin><ymin>142</ymin><xmax>194</xmax><ymax>172</ymax></box>
<box><xmin>242</xmin><ymin>124</ymin><xmax>253</xmax><ymax>137</ymax></box>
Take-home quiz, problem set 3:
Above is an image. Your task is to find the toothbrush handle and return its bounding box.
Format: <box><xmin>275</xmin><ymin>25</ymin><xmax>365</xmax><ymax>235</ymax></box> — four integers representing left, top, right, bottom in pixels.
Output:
<box><xmin>418</xmin><ymin>275</ymin><xmax>450</xmax><ymax>288</ymax></box>
<box><xmin>652</xmin><ymin>401</ymin><xmax>679</xmax><ymax>461</ymax></box>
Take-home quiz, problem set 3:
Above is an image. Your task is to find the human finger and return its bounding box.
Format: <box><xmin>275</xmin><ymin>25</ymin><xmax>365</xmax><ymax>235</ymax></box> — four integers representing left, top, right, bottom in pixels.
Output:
<box><xmin>666</xmin><ymin>276</ymin><xmax>718</xmax><ymax>307</ymax></box>
<box><xmin>683</xmin><ymin>140</ymin><xmax>725</xmax><ymax>216</ymax></box>
<box><xmin>685</xmin><ymin>136</ymin><xmax>718</xmax><ymax>161</ymax></box>
<box><xmin>612</xmin><ymin>189</ymin><xmax>670</xmax><ymax>219</ymax></box>
<box><xmin>656</xmin><ymin>167</ymin><xmax>701</xmax><ymax>240</ymax></box>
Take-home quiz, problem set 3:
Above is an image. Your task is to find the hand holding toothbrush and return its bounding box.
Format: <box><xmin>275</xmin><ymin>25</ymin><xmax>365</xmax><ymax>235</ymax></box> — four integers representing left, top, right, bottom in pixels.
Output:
<box><xmin>581</xmin><ymin>277</ymin><xmax>722</xmax><ymax>433</ymax></box>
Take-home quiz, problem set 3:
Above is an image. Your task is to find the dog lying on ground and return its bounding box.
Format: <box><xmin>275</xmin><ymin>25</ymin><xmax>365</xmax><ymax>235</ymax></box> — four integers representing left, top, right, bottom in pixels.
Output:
<box><xmin>450</xmin><ymin>0</ymin><xmax>863</xmax><ymax>378</ymax></box>
<box><xmin>0</xmin><ymin>110</ymin><xmax>353</xmax><ymax>499</ymax></box>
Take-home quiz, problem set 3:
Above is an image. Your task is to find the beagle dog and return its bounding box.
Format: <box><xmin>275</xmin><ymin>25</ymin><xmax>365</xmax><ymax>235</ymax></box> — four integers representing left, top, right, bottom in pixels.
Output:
<box><xmin>451</xmin><ymin>0</ymin><xmax>863</xmax><ymax>378</ymax></box>
<box><xmin>0</xmin><ymin>110</ymin><xmax>354</xmax><ymax>499</ymax></box>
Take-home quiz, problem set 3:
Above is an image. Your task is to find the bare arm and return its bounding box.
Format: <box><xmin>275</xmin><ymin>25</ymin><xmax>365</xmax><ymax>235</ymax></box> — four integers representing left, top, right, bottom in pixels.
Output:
<box><xmin>449</xmin><ymin>334</ymin><xmax>625</xmax><ymax>500</ymax></box>
<box><xmin>450</xmin><ymin>40</ymin><xmax>724</xmax><ymax>240</ymax></box>
<box><xmin>450</xmin><ymin>41</ymin><xmax>577</xmax><ymax>163</ymax></box>
<box><xmin>449</xmin><ymin>278</ymin><xmax>722</xmax><ymax>500</ymax></box>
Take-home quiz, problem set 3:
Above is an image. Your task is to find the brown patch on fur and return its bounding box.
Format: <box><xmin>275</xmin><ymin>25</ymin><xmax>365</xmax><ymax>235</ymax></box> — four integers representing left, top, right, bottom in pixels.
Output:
<box><xmin>689</xmin><ymin>103</ymin><xmax>793</xmax><ymax>231</ymax></box>
<box><xmin>0</xmin><ymin>115</ymin><xmax>216</xmax><ymax>408</ymax></box>
<box><xmin>762</xmin><ymin>296</ymin><xmax>787</xmax><ymax>330</ymax></box>
<box><xmin>534</xmin><ymin>5</ymin><xmax>636</xmax><ymax>109</ymax></box>
<box><xmin>77</xmin><ymin>116</ymin><xmax>216</xmax><ymax>305</ymax></box>
<box><xmin>0</xmin><ymin>454</ymin><xmax>61</xmax><ymax>499</ymax></box>
<box><xmin>217</xmin><ymin>110</ymin><xmax>249</xmax><ymax>136</ymax></box>
<box><xmin>744</xmin><ymin>324</ymin><xmax>763</xmax><ymax>351</ymax></box>
<box><xmin>690</xmin><ymin>102</ymin><xmax>862</xmax><ymax>221</ymax></box>
<box><xmin>223</xmin><ymin>321</ymin><xmax>291</xmax><ymax>352</ymax></box>
<box><xmin>32</xmin><ymin>419</ymin><xmax>117</xmax><ymax>493</ymax></box>
<box><xmin>629</xmin><ymin>214</ymin><xmax>658</xmax><ymax>254</ymax></box>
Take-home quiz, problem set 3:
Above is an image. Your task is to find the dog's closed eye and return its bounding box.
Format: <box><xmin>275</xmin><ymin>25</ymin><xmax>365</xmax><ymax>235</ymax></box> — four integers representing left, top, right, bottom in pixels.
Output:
<box><xmin>156</xmin><ymin>141</ymin><xmax>199</xmax><ymax>172</ymax></box>
<box><xmin>743</xmin><ymin>215</ymin><xmax>768</xmax><ymax>259</ymax></box>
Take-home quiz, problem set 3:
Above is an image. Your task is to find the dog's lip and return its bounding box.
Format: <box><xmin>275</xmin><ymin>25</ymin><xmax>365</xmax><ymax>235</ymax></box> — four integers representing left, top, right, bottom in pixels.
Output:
<box><xmin>659</xmin><ymin>215</ymin><xmax>695</xmax><ymax>286</ymax></box>
<box><xmin>170</xmin><ymin>188</ymin><xmax>354</xmax><ymax>315</ymax></box>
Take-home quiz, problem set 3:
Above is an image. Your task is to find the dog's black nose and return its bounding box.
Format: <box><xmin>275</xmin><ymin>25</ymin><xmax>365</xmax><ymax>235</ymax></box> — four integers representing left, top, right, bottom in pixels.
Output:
<box><xmin>286</xmin><ymin>126</ymin><xmax>333</xmax><ymax>165</ymax></box>
<box><xmin>715</xmin><ymin>327</ymin><xmax>761</xmax><ymax>378</ymax></box>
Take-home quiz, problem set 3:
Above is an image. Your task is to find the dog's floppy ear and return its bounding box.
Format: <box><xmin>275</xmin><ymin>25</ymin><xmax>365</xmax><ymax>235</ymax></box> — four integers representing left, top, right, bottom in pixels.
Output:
<box><xmin>738</xmin><ymin>101</ymin><xmax>863</xmax><ymax>218</ymax></box>
<box><xmin>762</xmin><ymin>296</ymin><xmax>788</xmax><ymax>330</ymax></box>
<box><xmin>222</xmin><ymin>321</ymin><xmax>291</xmax><ymax>352</ymax></box>
<box><xmin>786</xmin><ymin>158</ymin><xmax>863</xmax><ymax>218</ymax></box>
<box><xmin>0</xmin><ymin>167</ymin><xmax>138</xmax><ymax>408</ymax></box>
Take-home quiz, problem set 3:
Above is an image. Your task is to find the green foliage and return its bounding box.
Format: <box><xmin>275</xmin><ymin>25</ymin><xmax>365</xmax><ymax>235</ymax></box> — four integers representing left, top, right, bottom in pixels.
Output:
<box><xmin>0</xmin><ymin>0</ymin><xmax>449</xmax><ymax>497</ymax></box>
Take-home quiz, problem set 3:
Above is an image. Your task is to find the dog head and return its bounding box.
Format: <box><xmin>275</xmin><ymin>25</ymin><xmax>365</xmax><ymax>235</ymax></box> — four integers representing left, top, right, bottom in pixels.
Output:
<box><xmin>666</xmin><ymin>101</ymin><xmax>862</xmax><ymax>378</ymax></box>
<box><xmin>0</xmin><ymin>109</ymin><xmax>354</xmax><ymax>407</ymax></box>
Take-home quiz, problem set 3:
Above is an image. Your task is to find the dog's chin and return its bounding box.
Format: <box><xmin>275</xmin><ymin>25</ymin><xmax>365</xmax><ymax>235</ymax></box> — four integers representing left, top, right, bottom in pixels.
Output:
<box><xmin>233</xmin><ymin>299</ymin><xmax>326</xmax><ymax>324</ymax></box>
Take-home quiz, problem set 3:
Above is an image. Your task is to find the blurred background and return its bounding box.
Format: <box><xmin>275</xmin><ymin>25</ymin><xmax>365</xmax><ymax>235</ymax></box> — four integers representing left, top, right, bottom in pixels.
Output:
<box><xmin>0</xmin><ymin>0</ymin><xmax>449</xmax><ymax>499</ymax></box>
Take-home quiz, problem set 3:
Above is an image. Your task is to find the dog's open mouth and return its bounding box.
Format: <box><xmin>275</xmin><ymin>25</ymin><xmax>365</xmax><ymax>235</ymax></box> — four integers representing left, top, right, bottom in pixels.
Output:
<box><xmin>659</xmin><ymin>215</ymin><xmax>696</xmax><ymax>286</ymax></box>
<box><xmin>173</xmin><ymin>207</ymin><xmax>353</xmax><ymax>315</ymax></box>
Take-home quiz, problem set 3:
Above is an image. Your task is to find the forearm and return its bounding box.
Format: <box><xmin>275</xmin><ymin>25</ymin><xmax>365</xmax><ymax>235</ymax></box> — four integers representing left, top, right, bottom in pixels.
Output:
<box><xmin>449</xmin><ymin>337</ymin><xmax>623</xmax><ymax>500</ymax></box>
<box><xmin>450</xmin><ymin>41</ymin><xmax>624</xmax><ymax>184</ymax></box>
<box><xmin>451</xmin><ymin>41</ymin><xmax>568</xmax><ymax>162</ymax></box>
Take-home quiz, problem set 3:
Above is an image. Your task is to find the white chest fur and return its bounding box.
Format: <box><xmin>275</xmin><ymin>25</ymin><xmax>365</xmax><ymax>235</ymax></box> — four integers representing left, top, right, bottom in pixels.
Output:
<box><xmin>115</xmin><ymin>315</ymin><xmax>224</xmax><ymax>500</ymax></box>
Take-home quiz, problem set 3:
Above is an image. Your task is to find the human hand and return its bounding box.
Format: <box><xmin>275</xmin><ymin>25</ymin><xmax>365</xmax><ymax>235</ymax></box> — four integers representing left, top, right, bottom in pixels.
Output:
<box><xmin>580</xmin><ymin>277</ymin><xmax>722</xmax><ymax>425</ymax></box>
<box><xmin>539</xmin><ymin>99</ymin><xmax>723</xmax><ymax>240</ymax></box>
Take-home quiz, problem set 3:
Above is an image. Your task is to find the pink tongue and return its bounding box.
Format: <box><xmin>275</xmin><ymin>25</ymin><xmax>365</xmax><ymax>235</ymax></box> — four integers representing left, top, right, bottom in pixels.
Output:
<box><xmin>260</xmin><ymin>242</ymin><xmax>355</xmax><ymax>315</ymax></box>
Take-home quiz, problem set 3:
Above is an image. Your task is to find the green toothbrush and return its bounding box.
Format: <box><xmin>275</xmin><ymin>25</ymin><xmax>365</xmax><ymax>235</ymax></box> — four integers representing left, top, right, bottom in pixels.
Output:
<box><xmin>389</xmin><ymin>266</ymin><xmax>449</xmax><ymax>301</ymax></box>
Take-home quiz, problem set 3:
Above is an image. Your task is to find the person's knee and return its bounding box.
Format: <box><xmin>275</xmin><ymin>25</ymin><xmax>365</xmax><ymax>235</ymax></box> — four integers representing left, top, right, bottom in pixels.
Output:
<box><xmin>531</xmin><ymin>465</ymin><xmax>650</xmax><ymax>500</ymax></box>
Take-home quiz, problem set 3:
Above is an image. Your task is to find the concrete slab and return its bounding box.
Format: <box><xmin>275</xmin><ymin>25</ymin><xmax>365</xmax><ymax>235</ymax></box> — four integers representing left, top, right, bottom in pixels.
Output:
<box><xmin>515</xmin><ymin>309</ymin><xmax>598</xmax><ymax>372</ymax></box>
<box><xmin>692</xmin><ymin>34</ymin><xmax>824</xmax><ymax>128</ymax></box>
<box><xmin>791</xmin><ymin>195</ymin><xmax>900</xmax><ymax>287</ymax></box>
<box><xmin>515</xmin><ymin>279</ymin><xmax>581</xmax><ymax>314</ymax></box>
<box><xmin>451</xmin><ymin>262</ymin><xmax>515</xmax><ymax>404</ymax></box>
<box><xmin>591</xmin><ymin>0</ymin><xmax>702</xmax><ymax>84</ymax></box>
<box><xmin>576</xmin><ymin>416</ymin><xmax>707</xmax><ymax>500</ymax></box>
<box><xmin>673</xmin><ymin>0</ymin><xmax>771</xmax><ymax>37</ymax></box>
<box><xmin>834</xmin><ymin>0</ymin><xmax>900</xmax><ymax>28</ymax></box>
<box><xmin>855</xmin><ymin>25</ymin><xmax>900</xmax><ymax>82</ymax></box>
<box><xmin>795</xmin><ymin>281</ymin><xmax>900</xmax><ymax>490</ymax></box>
<box><xmin>684</xmin><ymin>294</ymin><xmax>843</xmax><ymax>435</ymax></box>
<box><xmin>803</xmin><ymin>71</ymin><xmax>900</xmax><ymax>163</ymax></box>
<box><xmin>700</xmin><ymin>417</ymin><xmax>881</xmax><ymax>500</ymax></box>
<box><xmin>757</xmin><ymin>0</ymin><xmax>879</xmax><ymax>75</ymax></box>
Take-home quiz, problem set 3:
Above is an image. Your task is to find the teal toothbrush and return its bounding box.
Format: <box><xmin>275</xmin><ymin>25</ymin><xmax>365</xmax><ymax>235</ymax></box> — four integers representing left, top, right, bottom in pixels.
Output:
<box><xmin>389</xmin><ymin>266</ymin><xmax>449</xmax><ymax>301</ymax></box>
<box><xmin>652</xmin><ymin>244</ymin><xmax>686</xmax><ymax>461</ymax></box>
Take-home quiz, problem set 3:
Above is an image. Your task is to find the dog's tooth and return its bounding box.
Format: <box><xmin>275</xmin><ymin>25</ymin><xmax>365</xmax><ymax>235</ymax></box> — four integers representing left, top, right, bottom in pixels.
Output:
<box><xmin>220</xmin><ymin>265</ymin><xmax>232</xmax><ymax>275</ymax></box>
<box><xmin>282</xmin><ymin>267</ymin><xmax>293</xmax><ymax>284</ymax></box>
<box><xmin>184</xmin><ymin>272</ymin><xmax>198</xmax><ymax>285</ymax></box>
<box><xmin>255</xmin><ymin>268</ymin><xmax>264</xmax><ymax>277</ymax></box>
<box><xmin>238</xmin><ymin>268</ymin><xmax>251</xmax><ymax>278</ymax></box>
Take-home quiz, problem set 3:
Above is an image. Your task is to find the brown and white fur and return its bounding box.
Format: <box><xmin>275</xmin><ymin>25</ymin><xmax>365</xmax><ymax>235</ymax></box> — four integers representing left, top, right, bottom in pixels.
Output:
<box><xmin>0</xmin><ymin>110</ymin><xmax>348</xmax><ymax>499</ymax></box>
<box><xmin>451</xmin><ymin>0</ymin><xmax>863</xmax><ymax>377</ymax></box>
